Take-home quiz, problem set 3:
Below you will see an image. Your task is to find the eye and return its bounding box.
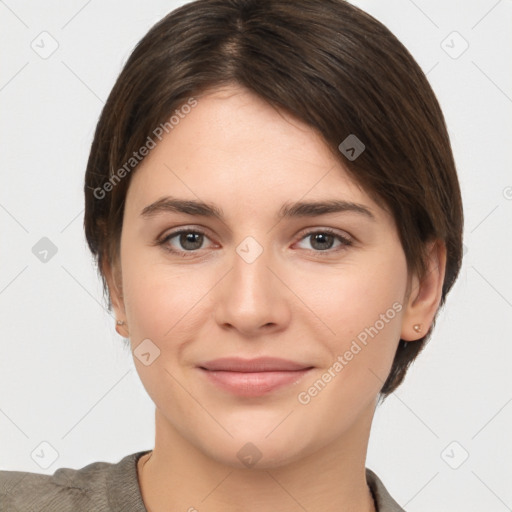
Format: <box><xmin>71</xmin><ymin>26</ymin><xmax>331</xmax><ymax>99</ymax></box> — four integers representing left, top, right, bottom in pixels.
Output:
<box><xmin>157</xmin><ymin>227</ymin><xmax>353</xmax><ymax>257</ymax></box>
<box><xmin>158</xmin><ymin>228</ymin><xmax>213</xmax><ymax>255</ymax></box>
<box><xmin>295</xmin><ymin>228</ymin><xmax>353</xmax><ymax>253</ymax></box>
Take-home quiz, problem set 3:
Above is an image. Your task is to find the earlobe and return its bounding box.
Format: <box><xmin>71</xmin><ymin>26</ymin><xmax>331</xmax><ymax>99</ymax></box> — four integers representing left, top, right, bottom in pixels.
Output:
<box><xmin>115</xmin><ymin>320</ymin><xmax>128</xmax><ymax>337</ymax></box>
<box><xmin>400</xmin><ymin>239</ymin><xmax>447</xmax><ymax>342</ymax></box>
<box><xmin>102</xmin><ymin>256</ymin><xmax>129</xmax><ymax>338</ymax></box>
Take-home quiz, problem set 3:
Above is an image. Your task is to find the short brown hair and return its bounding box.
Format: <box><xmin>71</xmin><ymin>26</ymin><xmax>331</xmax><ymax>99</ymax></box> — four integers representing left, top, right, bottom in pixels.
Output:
<box><xmin>84</xmin><ymin>0</ymin><xmax>464</xmax><ymax>398</ymax></box>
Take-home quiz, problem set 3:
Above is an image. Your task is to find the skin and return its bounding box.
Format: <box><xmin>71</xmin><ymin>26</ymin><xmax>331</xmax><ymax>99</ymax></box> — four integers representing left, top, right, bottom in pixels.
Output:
<box><xmin>104</xmin><ymin>83</ymin><xmax>446</xmax><ymax>512</ymax></box>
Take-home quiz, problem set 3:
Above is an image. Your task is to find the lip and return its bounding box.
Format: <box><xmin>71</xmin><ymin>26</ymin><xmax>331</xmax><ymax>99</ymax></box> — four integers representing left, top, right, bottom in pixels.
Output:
<box><xmin>198</xmin><ymin>357</ymin><xmax>314</xmax><ymax>396</ymax></box>
<box><xmin>199</xmin><ymin>356</ymin><xmax>312</xmax><ymax>372</ymax></box>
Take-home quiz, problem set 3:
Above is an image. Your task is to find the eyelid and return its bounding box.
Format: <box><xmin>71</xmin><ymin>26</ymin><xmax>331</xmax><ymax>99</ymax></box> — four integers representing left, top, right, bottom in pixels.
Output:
<box><xmin>157</xmin><ymin>225</ymin><xmax>354</xmax><ymax>257</ymax></box>
<box><xmin>292</xmin><ymin>227</ymin><xmax>354</xmax><ymax>254</ymax></box>
<box><xmin>295</xmin><ymin>226</ymin><xmax>353</xmax><ymax>243</ymax></box>
<box><xmin>157</xmin><ymin>226</ymin><xmax>215</xmax><ymax>248</ymax></box>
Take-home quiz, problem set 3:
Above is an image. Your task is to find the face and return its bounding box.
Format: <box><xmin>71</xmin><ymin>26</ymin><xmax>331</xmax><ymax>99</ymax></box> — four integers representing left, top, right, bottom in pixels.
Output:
<box><xmin>108</xmin><ymin>84</ymin><xmax>421</xmax><ymax>469</ymax></box>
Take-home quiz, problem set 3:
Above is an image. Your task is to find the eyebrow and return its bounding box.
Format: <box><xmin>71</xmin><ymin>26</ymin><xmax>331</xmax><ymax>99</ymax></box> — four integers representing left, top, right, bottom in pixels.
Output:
<box><xmin>140</xmin><ymin>196</ymin><xmax>376</xmax><ymax>221</ymax></box>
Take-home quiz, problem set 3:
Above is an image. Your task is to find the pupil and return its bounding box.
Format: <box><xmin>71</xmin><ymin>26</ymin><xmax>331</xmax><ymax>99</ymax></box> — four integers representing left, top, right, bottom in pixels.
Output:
<box><xmin>177</xmin><ymin>232</ymin><xmax>335</xmax><ymax>251</ymax></box>
<box><xmin>312</xmin><ymin>233</ymin><xmax>333</xmax><ymax>250</ymax></box>
<box><xmin>181</xmin><ymin>232</ymin><xmax>202</xmax><ymax>250</ymax></box>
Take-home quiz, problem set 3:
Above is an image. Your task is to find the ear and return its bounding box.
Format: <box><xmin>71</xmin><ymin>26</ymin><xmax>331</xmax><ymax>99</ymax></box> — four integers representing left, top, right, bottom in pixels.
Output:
<box><xmin>400</xmin><ymin>239</ymin><xmax>447</xmax><ymax>341</ymax></box>
<box><xmin>102</xmin><ymin>255</ymin><xmax>129</xmax><ymax>338</ymax></box>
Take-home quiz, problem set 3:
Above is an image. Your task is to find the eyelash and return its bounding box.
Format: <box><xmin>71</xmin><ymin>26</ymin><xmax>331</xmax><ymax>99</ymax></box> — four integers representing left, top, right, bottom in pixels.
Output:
<box><xmin>157</xmin><ymin>227</ymin><xmax>353</xmax><ymax>258</ymax></box>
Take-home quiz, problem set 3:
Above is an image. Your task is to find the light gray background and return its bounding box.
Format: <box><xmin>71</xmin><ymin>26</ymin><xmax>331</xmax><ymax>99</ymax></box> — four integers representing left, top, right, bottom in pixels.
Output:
<box><xmin>1</xmin><ymin>1</ymin><xmax>511</xmax><ymax>510</ymax></box>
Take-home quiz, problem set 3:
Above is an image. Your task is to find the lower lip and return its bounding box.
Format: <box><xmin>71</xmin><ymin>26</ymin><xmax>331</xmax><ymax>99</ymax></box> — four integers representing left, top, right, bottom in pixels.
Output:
<box><xmin>198</xmin><ymin>368</ymin><xmax>313</xmax><ymax>396</ymax></box>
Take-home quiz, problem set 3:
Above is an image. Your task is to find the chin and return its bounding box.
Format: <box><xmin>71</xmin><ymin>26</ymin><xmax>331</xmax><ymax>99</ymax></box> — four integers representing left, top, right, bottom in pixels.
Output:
<box><xmin>198</xmin><ymin>429</ymin><xmax>311</xmax><ymax>471</ymax></box>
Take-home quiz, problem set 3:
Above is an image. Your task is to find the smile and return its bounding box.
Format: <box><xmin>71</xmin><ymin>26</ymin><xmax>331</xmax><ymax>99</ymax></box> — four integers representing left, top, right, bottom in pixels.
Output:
<box><xmin>197</xmin><ymin>357</ymin><xmax>314</xmax><ymax>397</ymax></box>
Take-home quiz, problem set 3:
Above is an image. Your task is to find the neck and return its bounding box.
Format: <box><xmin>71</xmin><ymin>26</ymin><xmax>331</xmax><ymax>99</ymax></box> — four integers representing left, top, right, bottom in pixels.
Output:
<box><xmin>138</xmin><ymin>402</ymin><xmax>377</xmax><ymax>512</ymax></box>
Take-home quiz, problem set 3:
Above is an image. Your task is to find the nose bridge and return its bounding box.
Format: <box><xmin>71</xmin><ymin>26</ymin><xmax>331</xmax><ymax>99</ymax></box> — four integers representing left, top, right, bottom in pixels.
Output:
<box><xmin>214</xmin><ymin>234</ymin><xmax>289</xmax><ymax>334</ymax></box>
<box><xmin>231</xmin><ymin>235</ymin><xmax>274</xmax><ymax>311</ymax></box>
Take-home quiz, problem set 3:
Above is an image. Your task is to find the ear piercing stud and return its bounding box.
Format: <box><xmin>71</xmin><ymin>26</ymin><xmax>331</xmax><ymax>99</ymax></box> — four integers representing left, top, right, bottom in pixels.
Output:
<box><xmin>116</xmin><ymin>319</ymin><xmax>423</xmax><ymax>335</ymax></box>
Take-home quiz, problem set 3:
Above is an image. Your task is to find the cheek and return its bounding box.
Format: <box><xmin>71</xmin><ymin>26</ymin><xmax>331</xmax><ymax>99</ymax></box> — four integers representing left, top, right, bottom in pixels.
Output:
<box><xmin>123</xmin><ymin>266</ymin><xmax>205</xmax><ymax>339</ymax></box>
<box><xmin>292</xmin><ymin>270</ymin><xmax>405</xmax><ymax>424</ymax></box>
<box><xmin>295</xmin><ymin>255</ymin><xmax>405</xmax><ymax>332</ymax></box>
<box><xmin>120</xmin><ymin>260</ymin><xmax>208</xmax><ymax>411</ymax></box>
<box><xmin>291</xmin><ymin>253</ymin><xmax>407</xmax><ymax>378</ymax></box>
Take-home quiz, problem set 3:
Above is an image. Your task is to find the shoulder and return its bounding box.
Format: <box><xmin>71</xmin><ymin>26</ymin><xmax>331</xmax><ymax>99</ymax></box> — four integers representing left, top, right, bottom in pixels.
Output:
<box><xmin>0</xmin><ymin>450</ymin><xmax>150</xmax><ymax>512</ymax></box>
<box><xmin>366</xmin><ymin>468</ymin><xmax>406</xmax><ymax>512</ymax></box>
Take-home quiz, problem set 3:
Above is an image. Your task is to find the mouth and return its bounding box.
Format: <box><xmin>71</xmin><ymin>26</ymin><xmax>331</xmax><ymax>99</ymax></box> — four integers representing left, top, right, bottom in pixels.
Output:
<box><xmin>197</xmin><ymin>357</ymin><xmax>314</xmax><ymax>397</ymax></box>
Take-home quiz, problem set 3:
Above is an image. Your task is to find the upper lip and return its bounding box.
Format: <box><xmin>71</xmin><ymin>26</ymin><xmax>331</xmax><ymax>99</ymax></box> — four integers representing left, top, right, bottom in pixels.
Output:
<box><xmin>198</xmin><ymin>357</ymin><xmax>313</xmax><ymax>372</ymax></box>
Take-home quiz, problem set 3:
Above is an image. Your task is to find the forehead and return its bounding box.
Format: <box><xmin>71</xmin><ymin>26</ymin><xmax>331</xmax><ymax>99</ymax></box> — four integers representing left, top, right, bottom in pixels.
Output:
<box><xmin>124</xmin><ymin>85</ymin><xmax>388</xmax><ymax>223</ymax></box>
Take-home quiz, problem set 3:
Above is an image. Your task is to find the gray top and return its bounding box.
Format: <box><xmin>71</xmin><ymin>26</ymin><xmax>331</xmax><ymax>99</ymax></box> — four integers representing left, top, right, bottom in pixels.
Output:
<box><xmin>0</xmin><ymin>450</ymin><xmax>405</xmax><ymax>511</ymax></box>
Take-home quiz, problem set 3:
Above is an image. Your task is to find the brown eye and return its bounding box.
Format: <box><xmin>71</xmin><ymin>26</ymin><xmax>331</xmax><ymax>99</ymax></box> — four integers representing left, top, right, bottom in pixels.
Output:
<box><xmin>296</xmin><ymin>229</ymin><xmax>353</xmax><ymax>253</ymax></box>
<box><xmin>159</xmin><ymin>229</ymin><xmax>212</xmax><ymax>255</ymax></box>
<box><xmin>309</xmin><ymin>232</ymin><xmax>335</xmax><ymax>250</ymax></box>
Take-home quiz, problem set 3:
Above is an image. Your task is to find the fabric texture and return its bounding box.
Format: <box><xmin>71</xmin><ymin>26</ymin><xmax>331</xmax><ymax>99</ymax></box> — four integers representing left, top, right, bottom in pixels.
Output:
<box><xmin>0</xmin><ymin>450</ymin><xmax>405</xmax><ymax>511</ymax></box>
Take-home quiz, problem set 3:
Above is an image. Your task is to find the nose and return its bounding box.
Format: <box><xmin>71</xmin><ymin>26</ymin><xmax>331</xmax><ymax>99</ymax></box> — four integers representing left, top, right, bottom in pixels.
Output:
<box><xmin>213</xmin><ymin>241</ymin><xmax>292</xmax><ymax>337</ymax></box>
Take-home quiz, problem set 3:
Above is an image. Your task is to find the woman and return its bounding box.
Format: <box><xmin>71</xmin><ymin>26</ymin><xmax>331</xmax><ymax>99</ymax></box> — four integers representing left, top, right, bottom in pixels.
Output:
<box><xmin>0</xmin><ymin>0</ymin><xmax>463</xmax><ymax>510</ymax></box>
